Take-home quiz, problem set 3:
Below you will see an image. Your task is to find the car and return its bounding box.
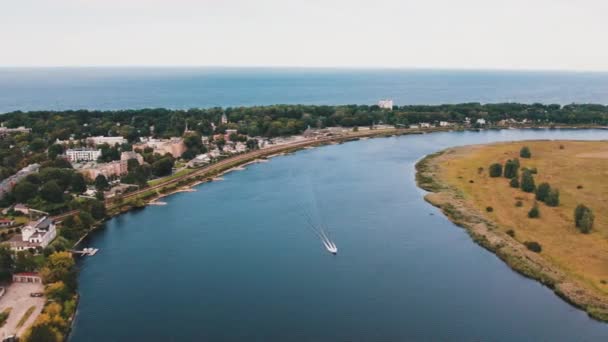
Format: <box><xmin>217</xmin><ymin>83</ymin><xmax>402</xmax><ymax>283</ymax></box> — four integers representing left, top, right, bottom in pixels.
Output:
<box><xmin>29</xmin><ymin>292</ymin><xmax>43</xmax><ymax>297</ymax></box>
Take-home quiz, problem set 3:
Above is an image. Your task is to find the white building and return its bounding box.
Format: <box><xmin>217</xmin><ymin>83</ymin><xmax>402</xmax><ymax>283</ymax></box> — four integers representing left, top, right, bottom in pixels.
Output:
<box><xmin>420</xmin><ymin>122</ymin><xmax>431</xmax><ymax>128</ymax></box>
<box><xmin>378</xmin><ymin>99</ymin><xmax>394</xmax><ymax>110</ymax></box>
<box><xmin>9</xmin><ymin>217</ymin><xmax>57</xmax><ymax>251</ymax></box>
<box><xmin>439</xmin><ymin>121</ymin><xmax>451</xmax><ymax>127</ymax></box>
<box><xmin>66</xmin><ymin>148</ymin><xmax>102</xmax><ymax>162</ymax></box>
<box><xmin>221</xmin><ymin>113</ymin><xmax>228</xmax><ymax>124</ymax></box>
<box><xmin>476</xmin><ymin>118</ymin><xmax>487</xmax><ymax>125</ymax></box>
<box><xmin>87</xmin><ymin>136</ymin><xmax>127</xmax><ymax>146</ymax></box>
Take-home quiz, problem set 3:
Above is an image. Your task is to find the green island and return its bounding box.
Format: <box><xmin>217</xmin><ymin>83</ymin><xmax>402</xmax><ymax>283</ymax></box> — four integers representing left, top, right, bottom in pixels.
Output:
<box><xmin>416</xmin><ymin>140</ymin><xmax>608</xmax><ymax>321</ymax></box>
<box><xmin>0</xmin><ymin>103</ymin><xmax>606</xmax><ymax>340</ymax></box>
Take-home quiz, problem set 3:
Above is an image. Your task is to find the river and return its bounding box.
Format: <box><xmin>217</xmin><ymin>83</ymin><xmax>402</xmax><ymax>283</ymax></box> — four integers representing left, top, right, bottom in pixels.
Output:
<box><xmin>70</xmin><ymin>128</ymin><xmax>608</xmax><ymax>341</ymax></box>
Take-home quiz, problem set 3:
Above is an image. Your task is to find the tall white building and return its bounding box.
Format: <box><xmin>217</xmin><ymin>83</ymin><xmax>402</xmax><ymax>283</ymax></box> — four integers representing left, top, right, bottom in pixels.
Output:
<box><xmin>87</xmin><ymin>136</ymin><xmax>127</xmax><ymax>146</ymax></box>
<box><xmin>66</xmin><ymin>148</ymin><xmax>102</xmax><ymax>162</ymax></box>
<box><xmin>378</xmin><ymin>99</ymin><xmax>394</xmax><ymax>110</ymax></box>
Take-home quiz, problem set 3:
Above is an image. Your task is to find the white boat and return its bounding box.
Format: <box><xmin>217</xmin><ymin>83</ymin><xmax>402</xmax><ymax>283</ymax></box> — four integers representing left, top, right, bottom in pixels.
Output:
<box><xmin>322</xmin><ymin>239</ymin><xmax>338</xmax><ymax>255</ymax></box>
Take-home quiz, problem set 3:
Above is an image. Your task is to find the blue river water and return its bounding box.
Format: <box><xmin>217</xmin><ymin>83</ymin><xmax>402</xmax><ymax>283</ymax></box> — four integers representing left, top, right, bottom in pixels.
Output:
<box><xmin>71</xmin><ymin>128</ymin><xmax>608</xmax><ymax>341</ymax></box>
<box><xmin>2</xmin><ymin>68</ymin><xmax>608</xmax><ymax>113</ymax></box>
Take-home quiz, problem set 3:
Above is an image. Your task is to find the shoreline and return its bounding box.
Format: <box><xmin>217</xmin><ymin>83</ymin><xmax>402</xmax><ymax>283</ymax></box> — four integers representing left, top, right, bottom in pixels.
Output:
<box><xmin>415</xmin><ymin>143</ymin><xmax>608</xmax><ymax>322</ymax></box>
<box><xmin>64</xmin><ymin>125</ymin><xmax>608</xmax><ymax>339</ymax></box>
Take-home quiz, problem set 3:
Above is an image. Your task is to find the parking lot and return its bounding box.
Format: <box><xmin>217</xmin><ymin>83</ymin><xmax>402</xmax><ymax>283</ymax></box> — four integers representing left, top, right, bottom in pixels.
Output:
<box><xmin>0</xmin><ymin>283</ymin><xmax>45</xmax><ymax>338</ymax></box>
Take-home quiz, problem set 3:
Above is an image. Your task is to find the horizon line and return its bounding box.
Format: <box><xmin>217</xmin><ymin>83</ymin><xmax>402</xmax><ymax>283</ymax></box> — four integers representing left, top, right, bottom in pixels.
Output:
<box><xmin>1</xmin><ymin>65</ymin><xmax>608</xmax><ymax>74</ymax></box>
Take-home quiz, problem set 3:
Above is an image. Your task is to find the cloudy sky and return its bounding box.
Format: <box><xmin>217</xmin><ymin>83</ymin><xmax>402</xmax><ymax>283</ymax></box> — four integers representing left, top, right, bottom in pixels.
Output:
<box><xmin>2</xmin><ymin>0</ymin><xmax>607</xmax><ymax>70</ymax></box>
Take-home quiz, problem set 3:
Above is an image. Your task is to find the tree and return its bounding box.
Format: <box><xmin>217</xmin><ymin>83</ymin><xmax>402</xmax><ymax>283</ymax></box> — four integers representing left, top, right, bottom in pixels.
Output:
<box><xmin>504</xmin><ymin>159</ymin><xmax>519</xmax><ymax>179</ymax></box>
<box><xmin>489</xmin><ymin>163</ymin><xmax>503</xmax><ymax>177</ymax></box>
<box><xmin>528</xmin><ymin>203</ymin><xmax>540</xmax><ymax>218</ymax></box>
<box><xmin>521</xmin><ymin>171</ymin><xmax>536</xmax><ymax>193</ymax></box>
<box><xmin>520</xmin><ymin>146</ymin><xmax>531</xmax><ymax>158</ymax></box>
<box><xmin>90</xmin><ymin>200</ymin><xmax>106</xmax><ymax>220</ymax></box>
<box><xmin>545</xmin><ymin>189</ymin><xmax>560</xmax><ymax>207</ymax></box>
<box><xmin>0</xmin><ymin>246</ymin><xmax>14</xmax><ymax>281</ymax></box>
<box><xmin>524</xmin><ymin>241</ymin><xmax>542</xmax><ymax>253</ymax></box>
<box><xmin>152</xmin><ymin>157</ymin><xmax>174</xmax><ymax>177</ymax></box>
<box><xmin>45</xmin><ymin>281</ymin><xmax>70</xmax><ymax>302</ymax></box>
<box><xmin>47</xmin><ymin>144</ymin><xmax>64</xmax><ymax>159</ymax></box>
<box><xmin>14</xmin><ymin>251</ymin><xmax>37</xmax><ymax>272</ymax></box>
<box><xmin>13</xmin><ymin>180</ymin><xmax>38</xmax><ymax>203</ymax></box>
<box><xmin>574</xmin><ymin>204</ymin><xmax>594</xmax><ymax>233</ymax></box>
<box><xmin>40</xmin><ymin>252</ymin><xmax>76</xmax><ymax>290</ymax></box>
<box><xmin>509</xmin><ymin>177</ymin><xmax>519</xmax><ymax>188</ymax></box>
<box><xmin>535</xmin><ymin>182</ymin><xmax>551</xmax><ymax>202</ymax></box>
<box><xmin>70</xmin><ymin>173</ymin><xmax>87</xmax><ymax>193</ymax></box>
<box><xmin>40</xmin><ymin>180</ymin><xmax>64</xmax><ymax>203</ymax></box>
<box><xmin>95</xmin><ymin>175</ymin><xmax>109</xmax><ymax>192</ymax></box>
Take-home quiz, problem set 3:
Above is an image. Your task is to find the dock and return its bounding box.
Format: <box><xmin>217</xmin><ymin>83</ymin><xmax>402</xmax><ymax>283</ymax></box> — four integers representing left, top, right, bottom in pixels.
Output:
<box><xmin>71</xmin><ymin>248</ymin><xmax>99</xmax><ymax>256</ymax></box>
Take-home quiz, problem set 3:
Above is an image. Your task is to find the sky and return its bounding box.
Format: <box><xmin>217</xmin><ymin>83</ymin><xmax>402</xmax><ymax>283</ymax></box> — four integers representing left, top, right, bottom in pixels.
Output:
<box><xmin>2</xmin><ymin>0</ymin><xmax>608</xmax><ymax>71</ymax></box>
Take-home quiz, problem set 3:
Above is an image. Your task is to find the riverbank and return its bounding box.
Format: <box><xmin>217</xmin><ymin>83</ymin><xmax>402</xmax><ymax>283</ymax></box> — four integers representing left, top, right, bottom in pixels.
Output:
<box><xmin>415</xmin><ymin>141</ymin><xmax>608</xmax><ymax>322</ymax></box>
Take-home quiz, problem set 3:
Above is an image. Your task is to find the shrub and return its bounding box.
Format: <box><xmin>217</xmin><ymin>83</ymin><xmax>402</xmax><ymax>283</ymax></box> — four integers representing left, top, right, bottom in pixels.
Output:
<box><xmin>535</xmin><ymin>182</ymin><xmax>551</xmax><ymax>202</ymax></box>
<box><xmin>486</xmin><ymin>206</ymin><xmax>494</xmax><ymax>212</ymax></box>
<box><xmin>489</xmin><ymin>163</ymin><xmax>503</xmax><ymax>177</ymax></box>
<box><xmin>577</xmin><ymin>185</ymin><xmax>583</xmax><ymax>189</ymax></box>
<box><xmin>477</xmin><ymin>167</ymin><xmax>484</xmax><ymax>174</ymax></box>
<box><xmin>528</xmin><ymin>203</ymin><xmax>540</xmax><ymax>218</ymax></box>
<box><xmin>521</xmin><ymin>171</ymin><xmax>536</xmax><ymax>193</ymax></box>
<box><xmin>469</xmin><ymin>180</ymin><xmax>474</xmax><ymax>184</ymax></box>
<box><xmin>515</xmin><ymin>200</ymin><xmax>523</xmax><ymax>207</ymax></box>
<box><xmin>574</xmin><ymin>204</ymin><xmax>594</xmax><ymax>233</ymax></box>
<box><xmin>520</xmin><ymin>146</ymin><xmax>532</xmax><ymax>158</ymax></box>
<box><xmin>545</xmin><ymin>189</ymin><xmax>560</xmax><ymax>207</ymax></box>
<box><xmin>509</xmin><ymin>177</ymin><xmax>520</xmax><ymax>188</ymax></box>
<box><xmin>524</xmin><ymin>241</ymin><xmax>542</xmax><ymax>253</ymax></box>
<box><xmin>506</xmin><ymin>229</ymin><xmax>516</xmax><ymax>238</ymax></box>
<box><xmin>559</xmin><ymin>145</ymin><xmax>565</xmax><ymax>150</ymax></box>
<box><xmin>504</xmin><ymin>159</ymin><xmax>520</xmax><ymax>179</ymax></box>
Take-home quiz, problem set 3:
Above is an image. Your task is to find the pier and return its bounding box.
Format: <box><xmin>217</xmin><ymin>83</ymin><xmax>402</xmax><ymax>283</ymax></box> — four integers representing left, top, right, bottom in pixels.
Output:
<box><xmin>70</xmin><ymin>248</ymin><xmax>99</xmax><ymax>256</ymax></box>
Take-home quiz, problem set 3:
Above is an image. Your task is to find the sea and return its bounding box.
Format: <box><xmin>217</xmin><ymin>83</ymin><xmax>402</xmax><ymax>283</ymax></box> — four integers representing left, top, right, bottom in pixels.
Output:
<box><xmin>1</xmin><ymin>67</ymin><xmax>608</xmax><ymax>113</ymax></box>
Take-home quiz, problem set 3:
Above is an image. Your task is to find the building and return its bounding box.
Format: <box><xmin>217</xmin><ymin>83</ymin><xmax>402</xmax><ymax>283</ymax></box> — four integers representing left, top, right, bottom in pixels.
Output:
<box><xmin>0</xmin><ymin>124</ymin><xmax>31</xmax><ymax>136</ymax></box>
<box><xmin>0</xmin><ymin>219</ymin><xmax>15</xmax><ymax>227</ymax></box>
<box><xmin>13</xmin><ymin>204</ymin><xmax>29</xmax><ymax>215</ymax></box>
<box><xmin>120</xmin><ymin>151</ymin><xmax>144</xmax><ymax>165</ymax></box>
<box><xmin>188</xmin><ymin>153</ymin><xmax>211</xmax><ymax>167</ymax></box>
<box><xmin>66</xmin><ymin>148</ymin><xmax>102</xmax><ymax>162</ymax></box>
<box><xmin>8</xmin><ymin>216</ymin><xmax>57</xmax><ymax>251</ymax></box>
<box><xmin>378</xmin><ymin>99</ymin><xmax>394</xmax><ymax>110</ymax></box>
<box><xmin>133</xmin><ymin>138</ymin><xmax>186</xmax><ymax>158</ymax></box>
<box><xmin>476</xmin><ymin>118</ymin><xmax>487</xmax><ymax>125</ymax></box>
<box><xmin>0</xmin><ymin>164</ymin><xmax>40</xmax><ymax>200</ymax></box>
<box><xmin>225</xmin><ymin>129</ymin><xmax>238</xmax><ymax>141</ymax></box>
<box><xmin>12</xmin><ymin>272</ymin><xmax>42</xmax><ymax>283</ymax></box>
<box><xmin>79</xmin><ymin>160</ymin><xmax>126</xmax><ymax>180</ymax></box>
<box><xmin>87</xmin><ymin>136</ymin><xmax>127</xmax><ymax>146</ymax></box>
<box><xmin>439</xmin><ymin>121</ymin><xmax>451</xmax><ymax>127</ymax></box>
<box><xmin>220</xmin><ymin>113</ymin><xmax>228</xmax><ymax>124</ymax></box>
<box><xmin>420</xmin><ymin>122</ymin><xmax>432</xmax><ymax>128</ymax></box>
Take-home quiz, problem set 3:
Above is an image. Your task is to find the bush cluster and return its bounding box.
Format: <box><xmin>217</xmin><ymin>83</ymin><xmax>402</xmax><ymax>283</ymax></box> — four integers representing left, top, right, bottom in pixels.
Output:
<box><xmin>574</xmin><ymin>204</ymin><xmax>594</xmax><ymax>234</ymax></box>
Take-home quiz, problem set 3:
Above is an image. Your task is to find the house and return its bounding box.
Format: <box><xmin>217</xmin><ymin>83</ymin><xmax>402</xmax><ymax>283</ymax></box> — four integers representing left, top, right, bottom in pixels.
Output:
<box><xmin>378</xmin><ymin>99</ymin><xmax>394</xmax><ymax>110</ymax></box>
<box><xmin>66</xmin><ymin>148</ymin><xmax>102</xmax><ymax>162</ymax></box>
<box><xmin>8</xmin><ymin>216</ymin><xmax>57</xmax><ymax>251</ymax></box>
<box><xmin>476</xmin><ymin>118</ymin><xmax>487</xmax><ymax>125</ymax></box>
<box><xmin>12</xmin><ymin>272</ymin><xmax>42</xmax><ymax>283</ymax></box>
<box><xmin>439</xmin><ymin>121</ymin><xmax>451</xmax><ymax>127</ymax></box>
<box><xmin>225</xmin><ymin>129</ymin><xmax>238</xmax><ymax>141</ymax></box>
<box><xmin>0</xmin><ymin>219</ymin><xmax>15</xmax><ymax>227</ymax></box>
<box><xmin>220</xmin><ymin>113</ymin><xmax>228</xmax><ymax>124</ymax></box>
<box><xmin>87</xmin><ymin>136</ymin><xmax>127</xmax><ymax>147</ymax></box>
<box><xmin>419</xmin><ymin>122</ymin><xmax>431</xmax><ymax>128</ymax></box>
<box><xmin>189</xmin><ymin>153</ymin><xmax>211</xmax><ymax>167</ymax></box>
<box><xmin>13</xmin><ymin>204</ymin><xmax>29</xmax><ymax>215</ymax></box>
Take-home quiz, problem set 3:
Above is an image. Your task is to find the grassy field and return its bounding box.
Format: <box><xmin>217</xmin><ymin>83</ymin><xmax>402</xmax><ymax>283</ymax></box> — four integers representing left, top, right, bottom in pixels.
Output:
<box><xmin>438</xmin><ymin>140</ymin><xmax>608</xmax><ymax>294</ymax></box>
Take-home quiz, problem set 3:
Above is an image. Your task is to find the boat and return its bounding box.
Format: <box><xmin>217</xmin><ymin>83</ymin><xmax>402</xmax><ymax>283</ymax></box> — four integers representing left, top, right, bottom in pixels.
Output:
<box><xmin>322</xmin><ymin>239</ymin><xmax>338</xmax><ymax>255</ymax></box>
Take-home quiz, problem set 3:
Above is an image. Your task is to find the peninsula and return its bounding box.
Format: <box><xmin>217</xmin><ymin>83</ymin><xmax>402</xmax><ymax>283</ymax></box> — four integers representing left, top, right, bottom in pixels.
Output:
<box><xmin>416</xmin><ymin>140</ymin><xmax>608</xmax><ymax>321</ymax></box>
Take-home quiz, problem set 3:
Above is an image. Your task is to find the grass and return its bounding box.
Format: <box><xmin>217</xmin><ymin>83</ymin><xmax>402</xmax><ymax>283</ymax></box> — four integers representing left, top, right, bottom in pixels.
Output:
<box><xmin>16</xmin><ymin>306</ymin><xmax>36</xmax><ymax>330</ymax></box>
<box><xmin>147</xmin><ymin>168</ymin><xmax>196</xmax><ymax>187</ymax></box>
<box><xmin>0</xmin><ymin>307</ymin><xmax>11</xmax><ymax>327</ymax></box>
<box><xmin>438</xmin><ymin>140</ymin><xmax>608</xmax><ymax>294</ymax></box>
